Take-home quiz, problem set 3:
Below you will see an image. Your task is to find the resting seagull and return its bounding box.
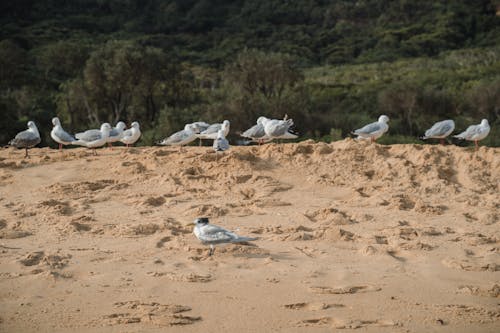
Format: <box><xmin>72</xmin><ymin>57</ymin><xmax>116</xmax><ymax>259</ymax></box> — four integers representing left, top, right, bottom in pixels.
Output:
<box><xmin>197</xmin><ymin>120</ymin><xmax>230</xmax><ymax>145</ymax></box>
<box><xmin>261</xmin><ymin>117</ymin><xmax>298</xmax><ymax>141</ymax></box>
<box><xmin>157</xmin><ymin>124</ymin><xmax>197</xmax><ymax>151</ymax></box>
<box><xmin>120</xmin><ymin>122</ymin><xmax>141</xmax><ymax>147</ymax></box>
<box><xmin>241</xmin><ymin>117</ymin><xmax>273</xmax><ymax>145</ymax></box>
<box><xmin>50</xmin><ymin>117</ymin><xmax>75</xmax><ymax>150</ymax></box>
<box><xmin>352</xmin><ymin>115</ymin><xmax>389</xmax><ymax>142</ymax></box>
<box><xmin>106</xmin><ymin>121</ymin><xmax>126</xmax><ymax>147</ymax></box>
<box><xmin>213</xmin><ymin>129</ymin><xmax>229</xmax><ymax>160</ymax></box>
<box><xmin>193</xmin><ymin>217</ymin><xmax>258</xmax><ymax>256</ymax></box>
<box><xmin>421</xmin><ymin>119</ymin><xmax>455</xmax><ymax>145</ymax></box>
<box><xmin>71</xmin><ymin>123</ymin><xmax>111</xmax><ymax>155</ymax></box>
<box><xmin>9</xmin><ymin>121</ymin><xmax>41</xmax><ymax>158</ymax></box>
<box><xmin>453</xmin><ymin>119</ymin><xmax>490</xmax><ymax>150</ymax></box>
<box><xmin>188</xmin><ymin>121</ymin><xmax>211</xmax><ymax>146</ymax></box>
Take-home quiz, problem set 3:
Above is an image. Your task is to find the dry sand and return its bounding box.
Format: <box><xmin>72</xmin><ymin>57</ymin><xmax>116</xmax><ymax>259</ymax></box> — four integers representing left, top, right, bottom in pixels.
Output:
<box><xmin>0</xmin><ymin>140</ymin><xmax>498</xmax><ymax>332</ymax></box>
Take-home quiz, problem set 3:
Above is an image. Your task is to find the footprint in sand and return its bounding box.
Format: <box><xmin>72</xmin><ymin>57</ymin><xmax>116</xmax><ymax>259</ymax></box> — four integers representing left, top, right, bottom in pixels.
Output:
<box><xmin>283</xmin><ymin>302</ymin><xmax>344</xmax><ymax>311</ymax></box>
<box><xmin>103</xmin><ymin>301</ymin><xmax>201</xmax><ymax>326</ymax></box>
<box><xmin>296</xmin><ymin>317</ymin><xmax>395</xmax><ymax>329</ymax></box>
<box><xmin>146</xmin><ymin>272</ymin><xmax>212</xmax><ymax>283</ymax></box>
<box><xmin>309</xmin><ymin>285</ymin><xmax>381</xmax><ymax>294</ymax></box>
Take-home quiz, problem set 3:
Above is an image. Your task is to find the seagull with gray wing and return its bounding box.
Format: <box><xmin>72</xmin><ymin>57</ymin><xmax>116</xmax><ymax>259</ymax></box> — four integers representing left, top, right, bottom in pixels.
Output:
<box><xmin>421</xmin><ymin>119</ymin><xmax>455</xmax><ymax>145</ymax></box>
<box><xmin>453</xmin><ymin>119</ymin><xmax>490</xmax><ymax>150</ymax></box>
<box><xmin>50</xmin><ymin>117</ymin><xmax>75</xmax><ymax>150</ymax></box>
<box><xmin>193</xmin><ymin>217</ymin><xmax>258</xmax><ymax>256</ymax></box>
<box><xmin>9</xmin><ymin>121</ymin><xmax>41</xmax><ymax>158</ymax></box>
<box><xmin>352</xmin><ymin>115</ymin><xmax>389</xmax><ymax>143</ymax></box>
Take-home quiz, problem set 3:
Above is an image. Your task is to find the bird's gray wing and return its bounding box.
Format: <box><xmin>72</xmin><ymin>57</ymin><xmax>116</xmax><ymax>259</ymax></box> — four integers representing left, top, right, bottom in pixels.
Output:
<box><xmin>201</xmin><ymin>124</ymin><xmax>222</xmax><ymax>135</ymax></box>
<box><xmin>267</xmin><ymin>121</ymin><xmax>289</xmax><ymax>136</ymax></box>
<box><xmin>54</xmin><ymin>128</ymin><xmax>75</xmax><ymax>142</ymax></box>
<box><xmin>242</xmin><ymin>124</ymin><xmax>266</xmax><ymax>138</ymax></box>
<box><xmin>75</xmin><ymin>129</ymin><xmax>101</xmax><ymax>141</ymax></box>
<box><xmin>198</xmin><ymin>224</ymin><xmax>238</xmax><ymax>243</ymax></box>
<box><xmin>354</xmin><ymin>122</ymin><xmax>381</xmax><ymax>135</ymax></box>
<box><xmin>162</xmin><ymin>130</ymin><xmax>192</xmax><ymax>145</ymax></box>
<box><xmin>214</xmin><ymin>137</ymin><xmax>229</xmax><ymax>151</ymax></box>
<box><xmin>10</xmin><ymin>130</ymin><xmax>40</xmax><ymax>148</ymax></box>
<box><xmin>425</xmin><ymin>121</ymin><xmax>453</xmax><ymax>137</ymax></box>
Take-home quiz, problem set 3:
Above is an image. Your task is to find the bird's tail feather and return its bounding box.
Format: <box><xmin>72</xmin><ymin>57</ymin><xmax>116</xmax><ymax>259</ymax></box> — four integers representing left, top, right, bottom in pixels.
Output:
<box><xmin>233</xmin><ymin>236</ymin><xmax>258</xmax><ymax>243</ymax></box>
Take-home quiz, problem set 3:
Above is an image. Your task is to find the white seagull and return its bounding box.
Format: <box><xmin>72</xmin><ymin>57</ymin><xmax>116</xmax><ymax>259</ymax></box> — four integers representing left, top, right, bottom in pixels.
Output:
<box><xmin>50</xmin><ymin>117</ymin><xmax>75</xmax><ymax>150</ymax></box>
<box><xmin>197</xmin><ymin>120</ymin><xmax>230</xmax><ymax>144</ymax></box>
<box><xmin>9</xmin><ymin>121</ymin><xmax>41</xmax><ymax>158</ymax></box>
<box><xmin>453</xmin><ymin>119</ymin><xmax>490</xmax><ymax>150</ymax></box>
<box><xmin>71</xmin><ymin>123</ymin><xmax>111</xmax><ymax>155</ymax></box>
<box><xmin>120</xmin><ymin>122</ymin><xmax>141</xmax><ymax>147</ymax></box>
<box><xmin>421</xmin><ymin>119</ymin><xmax>455</xmax><ymax>145</ymax></box>
<box><xmin>157</xmin><ymin>124</ymin><xmax>198</xmax><ymax>150</ymax></box>
<box><xmin>193</xmin><ymin>217</ymin><xmax>258</xmax><ymax>256</ymax></box>
<box><xmin>241</xmin><ymin>117</ymin><xmax>273</xmax><ymax>144</ymax></box>
<box><xmin>213</xmin><ymin>129</ymin><xmax>230</xmax><ymax>152</ymax></box>
<box><xmin>261</xmin><ymin>116</ymin><xmax>298</xmax><ymax>140</ymax></box>
<box><xmin>106</xmin><ymin>121</ymin><xmax>126</xmax><ymax>147</ymax></box>
<box><xmin>352</xmin><ymin>115</ymin><xmax>389</xmax><ymax>142</ymax></box>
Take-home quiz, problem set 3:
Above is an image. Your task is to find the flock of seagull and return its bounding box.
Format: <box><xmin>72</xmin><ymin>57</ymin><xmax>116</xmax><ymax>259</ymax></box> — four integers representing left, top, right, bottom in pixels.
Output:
<box><xmin>6</xmin><ymin>114</ymin><xmax>492</xmax><ymax>158</ymax></box>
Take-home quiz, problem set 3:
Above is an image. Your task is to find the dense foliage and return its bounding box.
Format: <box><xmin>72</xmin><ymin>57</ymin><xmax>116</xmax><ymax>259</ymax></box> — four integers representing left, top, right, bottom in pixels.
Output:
<box><xmin>1</xmin><ymin>0</ymin><xmax>499</xmax><ymax>146</ymax></box>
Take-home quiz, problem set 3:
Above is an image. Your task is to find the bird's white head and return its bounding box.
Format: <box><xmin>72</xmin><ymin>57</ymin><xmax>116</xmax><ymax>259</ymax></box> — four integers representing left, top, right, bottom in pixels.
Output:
<box><xmin>116</xmin><ymin>121</ymin><xmax>126</xmax><ymax>130</ymax></box>
<box><xmin>100</xmin><ymin>123</ymin><xmax>111</xmax><ymax>131</ymax></box>
<box><xmin>131</xmin><ymin>122</ymin><xmax>139</xmax><ymax>129</ymax></box>
<box><xmin>194</xmin><ymin>217</ymin><xmax>209</xmax><ymax>225</ymax></box>
<box><xmin>52</xmin><ymin>117</ymin><xmax>60</xmax><ymax>126</ymax></box>
<box><xmin>257</xmin><ymin>116</ymin><xmax>269</xmax><ymax>125</ymax></box>
<box><xmin>481</xmin><ymin>119</ymin><xmax>489</xmax><ymax>126</ymax></box>
<box><xmin>379</xmin><ymin>115</ymin><xmax>389</xmax><ymax>123</ymax></box>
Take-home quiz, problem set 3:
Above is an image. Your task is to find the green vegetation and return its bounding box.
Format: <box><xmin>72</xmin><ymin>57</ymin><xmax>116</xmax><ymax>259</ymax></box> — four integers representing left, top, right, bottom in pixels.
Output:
<box><xmin>1</xmin><ymin>0</ymin><xmax>499</xmax><ymax>147</ymax></box>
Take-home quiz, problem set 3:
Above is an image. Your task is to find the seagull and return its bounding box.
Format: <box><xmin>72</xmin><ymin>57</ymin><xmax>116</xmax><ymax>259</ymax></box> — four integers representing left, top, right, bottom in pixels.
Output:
<box><xmin>453</xmin><ymin>119</ymin><xmax>490</xmax><ymax>150</ymax></box>
<box><xmin>241</xmin><ymin>117</ymin><xmax>273</xmax><ymax>145</ymax></box>
<box><xmin>50</xmin><ymin>117</ymin><xmax>75</xmax><ymax>150</ymax></box>
<box><xmin>157</xmin><ymin>124</ymin><xmax>197</xmax><ymax>150</ymax></box>
<box><xmin>71</xmin><ymin>123</ymin><xmax>111</xmax><ymax>155</ymax></box>
<box><xmin>197</xmin><ymin>120</ymin><xmax>230</xmax><ymax>145</ymax></box>
<box><xmin>106</xmin><ymin>121</ymin><xmax>126</xmax><ymax>147</ymax></box>
<box><xmin>193</xmin><ymin>217</ymin><xmax>258</xmax><ymax>256</ymax></box>
<box><xmin>187</xmin><ymin>121</ymin><xmax>211</xmax><ymax>146</ymax></box>
<box><xmin>120</xmin><ymin>122</ymin><xmax>141</xmax><ymax>148</ymax></box>
<box><xmin>213</xmin><ymin>129</ymin><xmax>230</xmax><ymax>155</ymax></box>
<box><xmin>9</xmin><ymin>121</ymin><xmax>41</xmax><ymax>158</ymax></box>
<box><xmin>261</xmin><ymin>117</ymin><xmax>298</xmax><ymax>141</ymax></box>
<box><xmin>352</xmin><ymin>115</ymin><xmax>389</xmax><ymax>142</ymax></box>
<box><xmin>75</xmin><ymin>123</ymin><xmax>110</xmax><ymax>142</ymax></box>
<box><xmin>421</xmin><ymin>119</ymin><xmax>455</xmax><ymax>145</ymax></box>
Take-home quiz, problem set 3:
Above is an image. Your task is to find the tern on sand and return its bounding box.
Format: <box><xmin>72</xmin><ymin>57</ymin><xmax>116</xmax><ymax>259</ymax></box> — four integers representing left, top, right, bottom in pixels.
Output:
<box><xmin>193</xmin><ymin>217</ymin><xmax>258</xmax><ymax>256</ymax></box>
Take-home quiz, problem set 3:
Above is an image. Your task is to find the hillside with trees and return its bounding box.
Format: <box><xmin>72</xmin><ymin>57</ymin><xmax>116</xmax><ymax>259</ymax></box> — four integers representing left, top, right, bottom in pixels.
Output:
<box><xmin>1</xmin><ymin>0</ymin><xmax>499</xmax><ymax>146</ymax></box>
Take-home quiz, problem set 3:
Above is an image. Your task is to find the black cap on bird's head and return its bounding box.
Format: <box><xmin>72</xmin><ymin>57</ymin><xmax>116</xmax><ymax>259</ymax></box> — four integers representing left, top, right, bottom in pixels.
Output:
<box><xmin>195</xmin><ymin>217</ymin><xmax>209</xmax><ymax>225</ymax></box>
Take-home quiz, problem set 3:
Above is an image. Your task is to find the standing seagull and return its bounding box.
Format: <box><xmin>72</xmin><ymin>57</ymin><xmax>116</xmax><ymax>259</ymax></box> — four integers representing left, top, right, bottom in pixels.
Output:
<box><xmin>421</xmin><ymin>119</ymin><xmax>455</xmax><ymax>145</ymax></box>
<box><xmin>261</xmin><ymin>117</ymin><xmax>298</xmax><ymax>141</ymax></box>
<box><xmin>352</xmin><ymin>115</ymin><xmax>390</xmax><ymax>142</ymax></box>
<box><xmin>71</xmin><ymin>123</ymin><xmax>111</xmax><ymax>155</ymax></box>
<box><xmin>106</xmin><ymin>121</ymin><xmax>126</xmax><ymax>147</ymax></box>
<box><xmin>120</xmin><ymin>122</ymin><xmax>141</xmax><ymax>148</ymax></box>
<box><xmin>241</xmin><ymin>117</ymin><xmax>273</xmax><ymax>145</ymax></box>
<box><xmin>197</xmin><ymin>120</ymin><xmax>230</xmax><ymax>145</ymax></box>
<box><xmin>50</xmin><ymin>117</ymin><xmax>75</xmax><ymax>150</ymax></box>
<box><xmin>157</xmin><ymin>124</ymin><xmax>197</xmax><ymax>150</ymax></box>
<box><xmin>213</xmin><ymin>129</ymin><xmax>229</xmax><ymax>160</ymax></box>
<box><xmin>453</xmin><ymin>119</ymin><xmax>490</xmax><ymax>150</ymax></box>
<box><xmin>193</xmin><ymin>217</ymin><xmax>258</xmax><ymax>256</ymax></box>
<box><xmin>9</xmin><ymin>121</ymin><xmax>41</xmax><ymax>158</ymax></box>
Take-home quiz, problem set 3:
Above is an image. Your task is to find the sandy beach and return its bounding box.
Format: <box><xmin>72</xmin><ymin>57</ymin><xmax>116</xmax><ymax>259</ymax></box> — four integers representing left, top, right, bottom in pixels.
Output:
<box><xmin>0</xmin><ymin>140</ymin><xmax>498</xmax><ymax>332</ymax></box>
